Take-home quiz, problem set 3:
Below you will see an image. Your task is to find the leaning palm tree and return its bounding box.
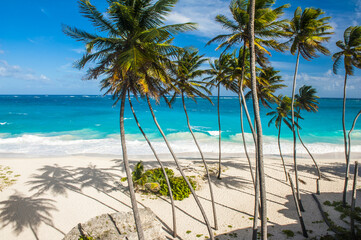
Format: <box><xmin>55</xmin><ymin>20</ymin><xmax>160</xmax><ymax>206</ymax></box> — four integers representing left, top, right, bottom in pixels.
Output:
<box><xmin>249</xmin><ymin>0</ymin><xmax>267</xmax><ymax>238</ymax></box>
<box><xmin>205</xmin><ymin>53</ymin><xmax>236</xmax><ymax>179</ymax></box>
<box><xmin>169</xmin><ymin>48</ymin><xmax>219</xmax><ymax>229</ymax></box>
<box><xmin>267</xmin><ymin>95</ymin><xmax>293</xmax><ymax>181</ymax></box>
<box><xmin>144</xmin><ymin>81</ymin><xmax>214</xmax><ymax>239</ymax></box>
<box><xmin>127</xmin><ymin>93</ymin><xmax>177</xmax><ymax>237</ymax></box>
<box><xmin>285</xmin><ymin>6</ymin><xmax>333</xmax><ymax>211</ymax></box>
<box><xmin>63</xmin><ymin>0</ymin><xmax>196</xmax><ymax>238</ymax></box>
<box><xmin>332</xmin><ymin>26</ymin><xmax>361</xmax><ymax>206</ymax></box>
<box><xmin>295</xmin><ymin>85</ymin><xmax>322</xmax><ymax>194</ymax></box>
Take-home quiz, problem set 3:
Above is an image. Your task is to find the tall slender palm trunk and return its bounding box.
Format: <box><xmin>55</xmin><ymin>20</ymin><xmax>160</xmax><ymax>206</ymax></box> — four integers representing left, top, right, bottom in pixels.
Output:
<box><xmin>119</xmin><ymin>91</ymin><xmax>144</xmax><ymax>240</ymax></box>
<box><xmin>181</xmin><ymin>92</ymin><xmax>218</xmax><ymax>230</ymax></box>
<box><xmin>239</xmin><ymin>95</ymin><xmax>255</xmax><ymax>184</ymax></box>
<box><xmin>146</xmin><ymin>94</ymin><xmax>214</xmax><ymax>240</ymax></box>
<box><xmin>238</xmin><ymin>44</ymin><xmax>255</xmax><ymax>185</ymax></box>
<box><xmin>342</xmin><ymin>71</ymin><xmax>349</xmax><ymax>206</ymax></box>
<box><xmin>296</xmin><ymin>115</ymin><xmax>321</xmax><ymax>194</ymax></box>
<box><xmin>249</xmin><ymin>0</ymin><xmax>267</xmax><ymax>238</ymax></box>
<box><xmin>278</xmin><ymin>123</ymin><xmax>288</xmax><ymax>181</ymax></box>
<box><xmin>252</xmin><ymin>157</ymin><xmax>260</xmax><ymax>240</ymax></box>
<box><xmin>128</xmin><ymin>94</ymin><xmax>177</xmax><ymax>237</ymax></box>
<box><xmin>217</xmin><ymin>85</ymin><xmax>222</xmax><ymax>179</ymax></box>
<box><xmin>347</xmin><ymin>110</ymin><xmax>361</xmax><ymax>162</ymax></box>
<box><xmin>291</xmin><ymin>48</ymin><xmax>304</xmax><ymax>212</ymax></box>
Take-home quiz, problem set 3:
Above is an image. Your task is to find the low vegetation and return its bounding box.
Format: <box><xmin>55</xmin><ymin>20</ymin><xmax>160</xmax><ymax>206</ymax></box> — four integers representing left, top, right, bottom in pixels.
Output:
<box><xmin>0</xmin><ymin>166</ymin><xmax>19</xmax><ymax>191</ymax></box>
<box><xmin>130</xmin><ymin>161</ymin><xmax>197</xmax><ymax>200</ymax></box>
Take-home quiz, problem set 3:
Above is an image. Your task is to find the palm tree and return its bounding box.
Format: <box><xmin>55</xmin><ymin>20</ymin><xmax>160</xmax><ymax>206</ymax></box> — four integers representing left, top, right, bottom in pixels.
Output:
<box><xmin>169</xmin><ymin>48</ymin><xmax>219</xmax><ymax>229</ymax></box>
<box><xmin>295</xmin><ymin>85</ymin><xmax>322</xmax><ymax>194</ymax></box>
<box><xmin>267</xmin><ymin>95</ymin><xmax>293</xmax><ymax>181</ymax></box>
<box><xmin>249</xmin><ymin>0</ymin><xmax>267</xmax><ymax>238</ymax></box>
<box><xmin>208</xmin><ymin>0</ymin><xmax>289</xmax><ymax>190</ymax></box>
<box><xmin>127</xmin><ymin>93</ymin><xmax>177</xmax><ymax>238</ymax></box>
<box><xmin>63</xmin><ymin>0</ymin><xmax>196</xmax><ymax>238</ymax></box>
<box><xmin>205</xmin><ymin>53</ymin><xmax>236</xmax><ymax>179</ymax></box>
<box><xmin>285</xmin><ymin>6</ymin><xmax>333</xmax><ymax>211</ymax></box>
<box><xmin>332</xmin><ymin>26</ymin><xmax>361</xmax><ymax>206</ymax></box>
<box><xmin>229</xmin><ymin>51</ymin><xmax>256</xmax><ymax>184</ymax></box>
<box><xmin>145</xmin><ymin>90</ymin><xmax>214</xmax><ymax>239</ymax></box>
<box><xmin>245</xmin><ymin>67</ymin><xmax>286</xmax><ymax>109</ymax></box>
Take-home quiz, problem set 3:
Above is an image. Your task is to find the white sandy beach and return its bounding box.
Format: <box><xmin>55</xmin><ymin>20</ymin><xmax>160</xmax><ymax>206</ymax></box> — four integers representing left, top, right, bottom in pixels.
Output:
<box><xmin>0</xmin><ymin>151</ymin><xmax>360</xmax><ymax>240</ymax></box>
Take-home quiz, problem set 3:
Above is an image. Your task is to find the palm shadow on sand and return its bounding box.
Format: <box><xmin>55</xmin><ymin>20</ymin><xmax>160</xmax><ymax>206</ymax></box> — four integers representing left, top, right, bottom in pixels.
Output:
<box><xmin>26</xmin><ymin>164</ymin><xmax>130</xmax><ymax>212</ymax></box>
<box><xmin>0</xmin><ymin>192</ymin><xmax>64</xmax><ymax>240</ymax></box>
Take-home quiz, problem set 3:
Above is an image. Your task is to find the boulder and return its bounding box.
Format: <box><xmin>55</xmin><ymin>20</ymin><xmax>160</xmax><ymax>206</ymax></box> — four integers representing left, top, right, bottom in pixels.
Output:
<box><xmin>63</xmin><ymin>208</ymin><xmax>164</xmax><ymax>240</ymax></box>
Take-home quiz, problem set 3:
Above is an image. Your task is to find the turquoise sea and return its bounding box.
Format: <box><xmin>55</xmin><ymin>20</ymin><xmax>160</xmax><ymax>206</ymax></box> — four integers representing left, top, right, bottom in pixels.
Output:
<box><xmin>0</xmin><ymin>95</ymin><xmax>360</xmax><ymax>156</ymax></box>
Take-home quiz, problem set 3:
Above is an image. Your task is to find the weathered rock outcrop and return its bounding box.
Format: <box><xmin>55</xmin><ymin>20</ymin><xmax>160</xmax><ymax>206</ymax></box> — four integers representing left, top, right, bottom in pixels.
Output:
<box><xmin>63</xmin><ymin>208</ymin><xmax>164</xmax><ymax>240</ymax></box>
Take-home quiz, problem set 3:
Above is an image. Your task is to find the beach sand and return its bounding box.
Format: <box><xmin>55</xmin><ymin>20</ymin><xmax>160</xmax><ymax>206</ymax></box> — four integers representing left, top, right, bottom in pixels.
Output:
<box><xmin>0</xmin><ymin>151</ymin><xmax>360</xmax><ymax>239</ymax></box>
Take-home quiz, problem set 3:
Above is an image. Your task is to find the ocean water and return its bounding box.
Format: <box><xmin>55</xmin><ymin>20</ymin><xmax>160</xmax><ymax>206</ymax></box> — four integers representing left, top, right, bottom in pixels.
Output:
<box><xmin>0</xmin><ymin>95</ymin><xmax>360</xmax><ymax>156</ymax></box>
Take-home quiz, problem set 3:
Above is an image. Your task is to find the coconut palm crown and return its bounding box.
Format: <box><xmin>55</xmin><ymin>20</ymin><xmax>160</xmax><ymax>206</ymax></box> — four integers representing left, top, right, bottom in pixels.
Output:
<box><xmin>63</xmin><ymin>0</ymin><xmax>197</xmax><ymax>100</ymax></box>
<box><xmin>208</xmin><ymin>0</ymin><xmax>290</xmax><ymax>60</ymax></box>
<box><xmin>285</xmin><ymin>7</ymin><xmax>334</xmax><ymax>60</ymax></box>
<box><xmin>169</xmin><ymin>48</ymin><xmax>211</xmax><ymax>101</ymax></box>
<box><xmin>333</xmin><ymin>26</ymin><xmax>361</xmax><ymax>75</ymax></box>
<box><xmin>295</xmin><ymin>85</ymin><xmax>319</xmax><ymax>113</ymax></box>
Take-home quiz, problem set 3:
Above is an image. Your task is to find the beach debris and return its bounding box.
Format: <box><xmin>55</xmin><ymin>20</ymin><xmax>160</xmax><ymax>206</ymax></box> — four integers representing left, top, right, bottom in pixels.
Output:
<box><xmin>63</xmin><ymin>208</ymin><xmax>163</xmax><ymax>240</ymax></box>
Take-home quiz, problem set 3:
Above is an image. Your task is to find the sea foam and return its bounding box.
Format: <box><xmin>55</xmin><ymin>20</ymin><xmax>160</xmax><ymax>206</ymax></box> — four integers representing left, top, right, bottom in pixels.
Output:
<box><xmin>0</xmin><ymin>133</ymin><xmax>360</xmax><ymax>156</ymax></box>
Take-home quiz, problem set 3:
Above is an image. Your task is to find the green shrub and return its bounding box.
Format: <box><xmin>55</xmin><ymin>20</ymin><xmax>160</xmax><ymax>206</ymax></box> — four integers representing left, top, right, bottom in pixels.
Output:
<box><xmin>131</xmin><ymin>161</ymin><xmax>196</xmax><ymax>200</ymax></box>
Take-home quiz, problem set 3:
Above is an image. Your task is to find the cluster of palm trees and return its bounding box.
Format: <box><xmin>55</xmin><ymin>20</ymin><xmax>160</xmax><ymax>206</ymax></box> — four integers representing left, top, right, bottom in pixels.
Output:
<box><xmin>63</xmin><ymin>0</ymin><xmax>361</xmax><ymax>239</ymax></box>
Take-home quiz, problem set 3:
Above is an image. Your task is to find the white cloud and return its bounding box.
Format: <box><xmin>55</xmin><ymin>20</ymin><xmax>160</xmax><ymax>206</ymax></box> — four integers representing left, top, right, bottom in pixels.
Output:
<box><xmin>0</xmin><ymin>49</ymin><xmax>4</xmax><ymax>54</ymax></box>
<box><xmin>280</xmin><ymin>69</ymin><xmax>361</xmax><ymax>98</ymax></box>
<box><xmin>166</xmin><ymin>0</ymin><xmax>230</xmax><ymax>38</ymax></box>
<box><xmin>0</xmin><ymin>60</ymin><xmax>51</xmax><ymax>83</ymax></box>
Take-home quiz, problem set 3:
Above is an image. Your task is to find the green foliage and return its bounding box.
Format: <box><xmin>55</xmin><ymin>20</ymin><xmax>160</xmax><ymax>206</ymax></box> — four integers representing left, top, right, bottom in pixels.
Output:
<box><xmin>78</xmin><ymin>236</ymin><xmax>94</xmax><ymax>240</ymax></box>
<box><xmin>0</xmin><ymin>166</ymin><xmax>20</xmax><ymax>191</ymax></box>
<box><xmin>282</xmin><ymin>230</ymin><xmax>295</xmax><ymax>238</ymax></box>
<box><xmin>131</xmin><ymin>161</ymin><xmax>197</xmax><ymax>200</ymax></box>
<box><xmin>321</xmin><ymin>200</ymin><xmax>361</xmax><ymax>239</ymax></box>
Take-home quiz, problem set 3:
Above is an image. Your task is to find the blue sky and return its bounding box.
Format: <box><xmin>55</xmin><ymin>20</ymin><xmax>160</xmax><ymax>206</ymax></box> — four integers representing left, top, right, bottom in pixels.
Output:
<box><xmin>0</xmin><ymin>0</ymin><xmax>361</xmax><ymax>97</ymax></box>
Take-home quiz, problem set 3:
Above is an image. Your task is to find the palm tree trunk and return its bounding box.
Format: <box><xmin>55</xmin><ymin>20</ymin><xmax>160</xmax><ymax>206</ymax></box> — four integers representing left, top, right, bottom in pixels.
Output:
<box><xmin>217</xmin><ymin>85</ymin><xmax>222</xmax><ymax>179</ymax></box>
<box><xmin>347</xmin><ymin>110</ymin><xmax>361</xmax><ymax>162</ymax></box>
<box><xmin>249</xmin><ymin>0</ymin><xmax>267</xmax><ymax>238</ymax></box>
<box><xmin>296</xmin><ymin>115</ymin><xmax>321</xmax><ymax>194</ymax></box>
<box><xmin>128</xmin><ymin>94</ymin><xmax>177</xmax><ymax>237</ymax></box>
<box><xmin>239</xmin><ymin>95</ymin><xmax>255</xmax><ymax>184</ymax></box>
<box><xmin>252</xmin><ymin>156</ymin><xmax>260</xmax><ymax>240</ymax></box>
<box><xmin>351</xmin><ymin>161</ymin><xmax>358</xmax><ymax>240</ymax></box>
<box><xmin>278</xmin><ymin>122</ymin><xmax>288</xmax><ymax>181</ymax></box>
<box><xmin>342</xmin><ymin>71</ymin><xmax>349</xmax><ymax>206</ymax></box>
<box><xmin>146</xmin><ymin>94</ymin><xmax>214</xmax><ymax>240</ymax></box>
<box><xmin>291</xmin><ymin>48</ymin><xmax>304</xmax><ymax>212</ymax></box>
<box><xmin>119</xmin><ymin>91</ymin><xmax>144</xmax><ymax>240</ymax></box>
<box><xmin>238</xmin><ymin>44</ymin><xmax>255</xmax><ymax>185</ymax></box>
<box><xmin>181</xmin><ymin>92</ymin><xmax>218</xmax><ymax>230</ymax></box>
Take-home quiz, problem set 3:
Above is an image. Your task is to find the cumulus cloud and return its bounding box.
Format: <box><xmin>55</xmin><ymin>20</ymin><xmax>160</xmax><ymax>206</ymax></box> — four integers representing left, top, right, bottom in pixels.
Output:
<box><xmin>0</xmin><ymin>60</ymin><xmax>51</xmax><ymax>83</ymax></box>
<box><xmin>280</xmin><ymin>70</ymin><xmax>361</xmax><ymax>98</ymax></box>
<box><xmin>166</xmin><ymin>0</ymin><xmax>230</xmax><ymax>37</ymax></box>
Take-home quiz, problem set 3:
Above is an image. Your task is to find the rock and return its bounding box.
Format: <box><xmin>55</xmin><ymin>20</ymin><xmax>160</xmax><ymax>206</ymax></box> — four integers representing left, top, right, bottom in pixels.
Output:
<box><xmin>144</xmin><ymin>182</ymin><xmax>160</xmax><ymax>193</ymax></box>
<box><xmin>63</xmin><ymin>208</ymin><xmax>164</xmax><ymax>240</ymax></box>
